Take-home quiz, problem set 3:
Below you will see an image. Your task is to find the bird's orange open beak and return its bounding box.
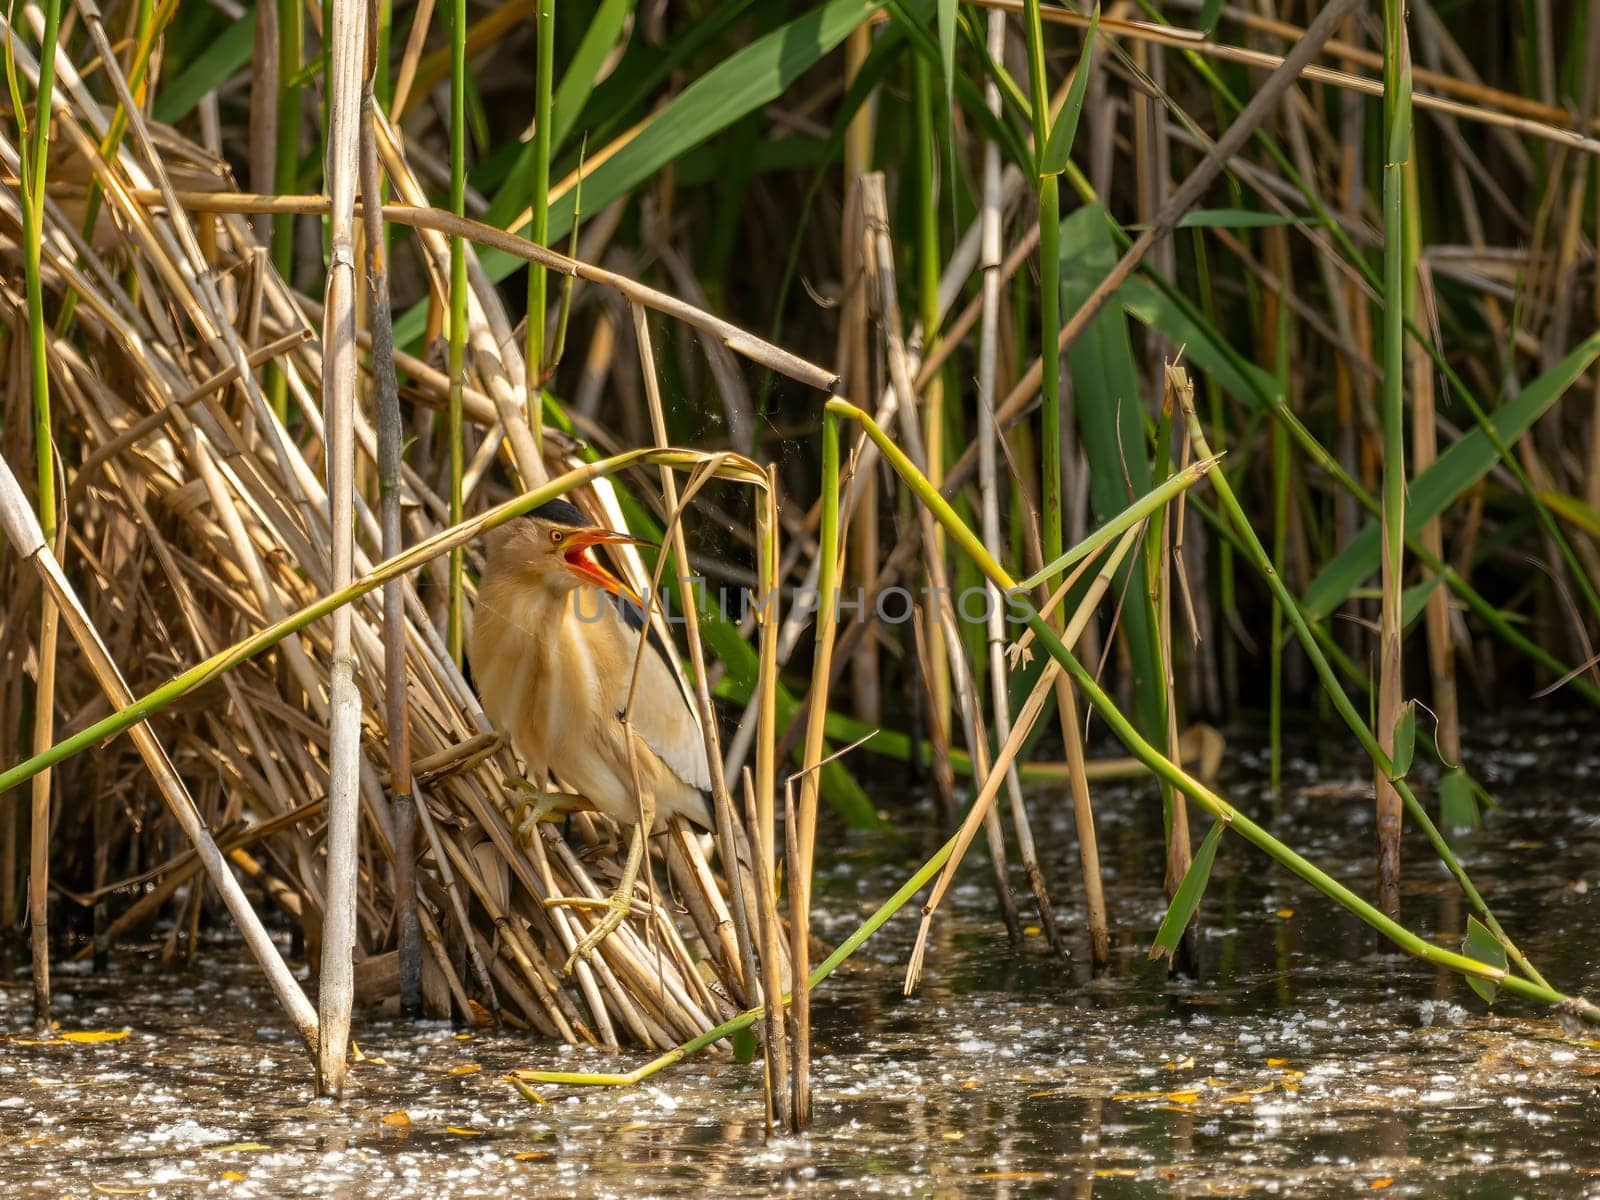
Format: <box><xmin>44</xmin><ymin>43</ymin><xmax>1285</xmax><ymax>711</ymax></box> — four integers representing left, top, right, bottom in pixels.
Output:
<box><xmin>562</xmin><ymin>527</ymin><xmax>653</xmax><ymax>600</ymax></box>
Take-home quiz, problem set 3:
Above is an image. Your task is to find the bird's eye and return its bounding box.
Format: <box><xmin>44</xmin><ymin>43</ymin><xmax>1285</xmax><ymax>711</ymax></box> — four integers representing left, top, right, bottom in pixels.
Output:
<box><xmin>550</xmin><ymin>529</ymin><xmax>564</xmax><ymax>544</ymax></box>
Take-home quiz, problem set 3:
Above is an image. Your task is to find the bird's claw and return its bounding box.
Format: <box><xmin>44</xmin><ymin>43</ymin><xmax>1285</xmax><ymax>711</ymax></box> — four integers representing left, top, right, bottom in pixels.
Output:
<box><xmin>508</xmin><ymin>785</ymin><xmax>565</xmax><ymax>849</ymax></box>
<box><xmin>561</xmin><ymin>890</ymin><xmax>634</xmax><ymax>974</ymax></box>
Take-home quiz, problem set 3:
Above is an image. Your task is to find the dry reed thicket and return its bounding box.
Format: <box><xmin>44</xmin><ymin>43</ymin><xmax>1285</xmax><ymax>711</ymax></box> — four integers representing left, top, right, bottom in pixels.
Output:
<box><xmin>4</xmin><ymin>0</ymin><xmax>1600</xmax><ymax>1124</ymax></box>
<box><xmin>0</xmin><ymin>1</ymin><xmax>821</xmax><ymax>1102</ymax></box>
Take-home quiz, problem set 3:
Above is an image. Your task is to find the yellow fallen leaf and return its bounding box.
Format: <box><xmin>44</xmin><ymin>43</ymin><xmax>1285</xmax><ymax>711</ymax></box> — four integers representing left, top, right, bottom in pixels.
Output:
<box><xmin>210</xmin><ymin>1143</ymin><xmax>270</xmax><ymax>1154</ymax></box>
<box><xmin>446</xmin><ymin>1126</ymin><xmax>483</xmax><ymax>1137</ymax></box>
<box><xmin>1266</xmin><ymin>1057</ymin><xmax>1289</xmax><ymax>1067</ymax></box>
<box><xmin>960</xmin><ymin>1080</ymin><xmax>979</xmax><ymax>1089</ymax></box>
<box><xmin>60</xmin><ymin>1031</ymin><xmax>129</xmax><ymax>1044</ymax></box>
<box><xmin>1218</xmin><ymin>1093</ymin><xmax>1255</xmax><ymax>1104</ymax></box>
<box><xmin>1094</xmin><ymin>1169</ymin><xmax>1141</xmax><ymax>1178</ymax></box>
<box><xmin>221</xmin><ymin>1172</ymin><xmax>246</xmax><ymax>1182</ymax></box>
<box><xmin>940</xmin><ymin>1131</ymin><xmax>963</xmax><ymax>1141</ymax></box>
<box><xmin>1023</xmin><ymin>925</ymin><xmax>1043</xmax><ymax>936</ymax></box>
<box><xmin>1370</xmin><ymin>1178</ymin><xmax>1395</xmax><ymax>1190</ymax></box>
<box><xmin>381</xmin><ymin>1111</ymin><xmax>411</xmax><ymax>1127</ymax></box>
<box><xmin>1275</xmin><ymin>909</ymin><xmax>1294</xmax><ymax>919</ymax></box>
<box><xmin>1163</xmin><ymin>1090</ymin><xmax>1201</xmax><ymax>1104</ymax></box>
<box><xmin>455</xmin><ymin>1032</ymin><xmax>474</xmax><ymax>1041</ymax></box>
<box><xmin>1112</xmin><ymin>1091</ymin><xmax>1165</xmax><ymax>1101</ymax></box>
<box><xmin>448</xmin><ymin>1063</ymin><xmax>482</xmax><ymax>1076</ymax></box>
<box><xmin>1165</xmin><ymin>1056</ymin><xmax>1196</xmax><ymax>1070</ymax></box>
<box><xmin>90</xmin><ymin>1186</ymin><xmax>153</xmax><ymax>1196</ymax></box>
<box><xmin>11</xmin><ymin>1038</ymin><xmax>66</xmax><ymax>1046</ymax></box>
<box><xmin>514</xmin><ymin>1151</ymin><xmax>553</xmax><ymax>1161</ymax></box>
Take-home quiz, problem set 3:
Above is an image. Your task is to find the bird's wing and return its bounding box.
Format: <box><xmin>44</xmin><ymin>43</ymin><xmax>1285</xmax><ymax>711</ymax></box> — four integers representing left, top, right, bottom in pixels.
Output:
<box><xmin>607</xmin><ymin>593</ymin><xmax>712</xmax><ymax>793</ymax></box>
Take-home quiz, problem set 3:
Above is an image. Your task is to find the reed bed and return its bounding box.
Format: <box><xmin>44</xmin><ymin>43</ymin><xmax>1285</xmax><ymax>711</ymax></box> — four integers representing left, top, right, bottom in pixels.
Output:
<box><xmin>3</xmin><ymin>0</ymin><xmax>1600</xmax><ymax>1133</ymax></box>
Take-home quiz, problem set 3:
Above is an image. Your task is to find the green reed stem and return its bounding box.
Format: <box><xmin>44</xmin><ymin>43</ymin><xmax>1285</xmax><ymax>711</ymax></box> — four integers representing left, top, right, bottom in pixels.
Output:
<box><xmin>830</xmin><ymin>400</ymin><xmax>1584</xmax><ymax>1010</ymax></box>
<box><xmin>1374</xmin><ymin>0</ymin><xmax>1412</xmax><ymax>918</ymax></box>
<box><xmin>1268</xmin><ymin>289</ymin><xmax>1289</xmax><ymax>793</ymax></box>
<box><xmin>1022</xmin><ymin>0</ymin><xmax>1062</xmax><ymax>591</ymax></box>
<box><xmin>20</xmin><ymin>0</ymin><xmax>62</xmax><ymax>551</ymax></box>
<box><xmin>269</xmin><ymin>0</ymin><xmax>302</xmax><ymax>421</ymax></box>
<box><xmin>56</xmin><ymin>0</ymin><xmax>160</xmax><ymax>338</ymax></box>
<box><xmin>447</xmin><ymin>0</ymin><xmax>468</xmax><ymax>663</ymax></box>
<box><xmin>525</xmin><ymin>0</ymin><xmax>554</xmax><ymax>436</ymax></box>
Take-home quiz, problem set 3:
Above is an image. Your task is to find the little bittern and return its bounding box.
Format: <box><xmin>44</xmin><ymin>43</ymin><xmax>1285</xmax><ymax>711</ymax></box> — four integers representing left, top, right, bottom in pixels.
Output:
<box><xmin>469</xmin><ymin>498</ymin><xmax>713</xmax><ymax>971</ymax></box>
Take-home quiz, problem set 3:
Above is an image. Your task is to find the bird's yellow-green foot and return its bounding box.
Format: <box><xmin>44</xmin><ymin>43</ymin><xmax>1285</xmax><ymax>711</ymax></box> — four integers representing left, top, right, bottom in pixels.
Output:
<box><xmin>557</xmin><ymin>793</ymin><xmax>654</xmax><ymax>973</ymax></box>
<box><xmin>503</xmin><ymin>779</ymin><xmax>585</xmax><ymax>848</ymax></box>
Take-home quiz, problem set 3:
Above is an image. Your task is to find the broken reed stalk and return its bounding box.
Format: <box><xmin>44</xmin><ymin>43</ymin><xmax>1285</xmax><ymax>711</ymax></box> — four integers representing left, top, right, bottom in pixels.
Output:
<box><xmin>1374</xmin><ymin>0</ymin><xmax>1413</xmax><ymax>921</ymax></box>
<box><xmin>316</xmin><ymin>0</ymin><xmax>368</xmax><ymax>1098</ymax></box>
<box><xmin>13</xmin><ymin>0</ymin><xmax>64</xmax><ymax>1027</ymax></box>
<box><xmin>827</xmin><ymin>397</ymin><xmax>1598</xmax><ymax>1025</ymax></box>
<box><xmin>360</xmin><ymin>82</ymin><xmax>422</xmax><ymax>1015</ymax></box>
<box><xmin>789</xmin><ymin>406</ymin><xmax>844</xmax><ymax>1131</ymax></box>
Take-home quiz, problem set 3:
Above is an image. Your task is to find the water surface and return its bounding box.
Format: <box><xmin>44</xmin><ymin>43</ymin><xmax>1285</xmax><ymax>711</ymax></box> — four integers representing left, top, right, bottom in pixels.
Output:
<box><xmin>3</xmin><ymin>721</ymin><xmax>1598</xmax><ymax>1196</ymax></box>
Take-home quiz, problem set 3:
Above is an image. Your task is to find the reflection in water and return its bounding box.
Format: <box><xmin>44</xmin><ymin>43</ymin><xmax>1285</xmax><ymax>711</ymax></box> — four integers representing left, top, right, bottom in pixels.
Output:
<box><xmin>2</xmin><ymin>719</ymin><xmax>1599</xmax><ymax>1196</ymax></box>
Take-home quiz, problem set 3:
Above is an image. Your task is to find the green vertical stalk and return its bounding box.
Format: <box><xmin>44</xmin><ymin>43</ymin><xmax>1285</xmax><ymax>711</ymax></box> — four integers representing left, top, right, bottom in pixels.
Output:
<box><xmin>1191</xmin><ymin>232</ymin><xmax>1238</xmax><ymax>707</ymax></box>
<box><xmin>56</xmin><ymin>0</ymin><xmax>155</xmax><ymax>338</ymax></box>
<box><xmin>270</xmin><ymin>0</ymin><xmax>302</xmax><ymax>421</ymax></box>
<box><xmin>1022</xmin><ymin>0</ymin><xmax>1063</xmax><ymax>588</ymax></box>
<box><xmin>525</xmin><ymin>0</ymin><xmax>555</xmax><ymax>437</ymax></box>
<box><xmin>447</xmin><ymin>0</ymin><xmax>468</xmax><ymax>663</ymax></box>
<box><xmin>1375</xmin><ymin>0</ymin><xmax>1413</xmax><ymax>919</ymax></box>
<box><xmin>912</xmin><ymin>53</ymin><xmax>950</xmax><ymax>747</ymax></box>
<box><xmin>791</xmin><ymin>407</ymin><xmax>842</xmax><ymax>1131</ymax></box>
<box><xmin>1268</xmin><ymin>278</ymin><xmax>1290</xmax><ymax>794</ymax></box>
<box><xmin>18</xmin><ymin>0</ymin><xmax>64</xmax><ymax>1029</ymax></box>
<box><xmin>374</xmin><ymin>0</ymin><xmax>392</xmax><ymax>114</ymax></box>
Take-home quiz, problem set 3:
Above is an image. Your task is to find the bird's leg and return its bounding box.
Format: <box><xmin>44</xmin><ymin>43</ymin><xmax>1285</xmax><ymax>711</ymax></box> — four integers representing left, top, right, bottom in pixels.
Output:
<box><xmin>504</xmin><ymin>779</ymin><xmax>584</xmax><ymax>848</ymax></box>
<box><xmin>561</xmin><ymin>791</ymin><xmax>655</xmax><ymax>973</ymax></box>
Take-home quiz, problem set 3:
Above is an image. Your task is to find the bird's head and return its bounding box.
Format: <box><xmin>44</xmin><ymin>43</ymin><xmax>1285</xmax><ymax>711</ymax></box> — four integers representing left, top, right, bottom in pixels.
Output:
<box><xmin>484</xmin><ymin>498</ymin><xmax>652</xmax><ymax>599</ymax></box>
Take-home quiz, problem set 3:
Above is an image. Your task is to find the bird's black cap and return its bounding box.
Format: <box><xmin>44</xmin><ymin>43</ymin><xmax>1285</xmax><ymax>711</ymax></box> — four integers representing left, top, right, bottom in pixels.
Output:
<box><xmin>527</xmin><ymin>498</ymin><xmax>589</xmax><ymax>526</ymax></box>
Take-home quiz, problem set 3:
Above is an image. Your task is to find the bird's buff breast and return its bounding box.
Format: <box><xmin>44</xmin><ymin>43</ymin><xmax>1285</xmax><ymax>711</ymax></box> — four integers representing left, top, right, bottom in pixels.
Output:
<box><xmin>469</xmin><ymin>581</ymin><xmax>636</xmax><ymax>820</ymax></box>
